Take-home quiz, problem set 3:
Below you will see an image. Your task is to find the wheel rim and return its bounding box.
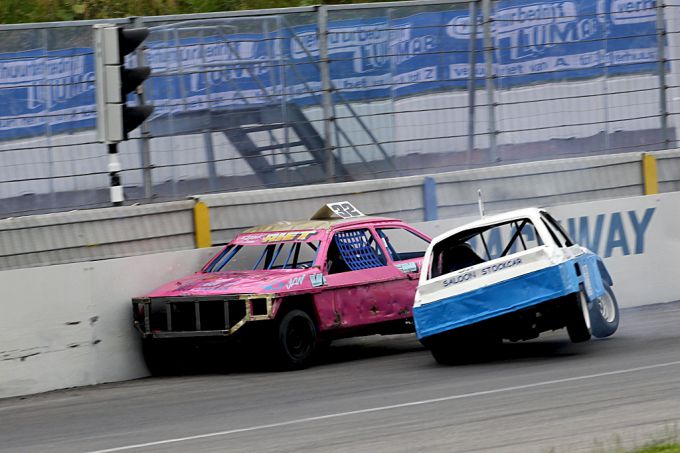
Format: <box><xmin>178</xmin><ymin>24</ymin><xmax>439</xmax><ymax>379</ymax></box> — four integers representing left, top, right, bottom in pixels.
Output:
<box><xmin>286</xmin><ymin>317</ymin><xmax>313</xmax><ymax>360</ymax></box>
<box><xmin>579</xmin><ymin>291</ymin><xmax>591</xmax><ymax>330</ymax></box>
<box><xmin>597</xmin><ymin>292</ymin><xmax>617</xmax><ymax>323</ymax></box>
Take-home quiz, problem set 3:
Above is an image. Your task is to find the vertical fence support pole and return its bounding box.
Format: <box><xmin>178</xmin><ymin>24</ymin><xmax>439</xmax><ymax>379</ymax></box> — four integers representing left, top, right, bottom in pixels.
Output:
<box><xmin>656</xmin><ymin>0</ymin><xmax>670</xmax><ymax>150</ymax></box>
<box><xmin>274</xmin><ymin>16</ymin><xmax>291</xmax><ymax>184</ymax></box>
<box><xmin>134</xmin><ymin>17</ymin><xmax>154</xmax><ymax>201</ymax></box>
<box><xmin>198</xmin><ymin>27</ymin><xmax>218</xmax><ymax>192</ymax></box>
<box><xmin>318</xmin><ymin>5</ymin><xmax>335</xmax><ymax>183</ymax></box>
<box><xmin>42</xmin><ymin>28</ymin><xmax>57</xmax><ymax>209</ymax></box>
<box><xmin>203</xmin><ymin>132</ymin><xmax>218</xmax><ymax>192</ymax></box>
<box><xmin>467</xmin><ymin>0</ymin><xmax>479</xmax><ymax>166</ymax></box>
<box><xmin>665</xmin><ymin>0</ymin><xmax>680</xmax><ymax>150</ymax></box>
<box><xmin>482</xmin><ymin>0</ymin><xmax>497</xmax><ymax>163</ymax></box>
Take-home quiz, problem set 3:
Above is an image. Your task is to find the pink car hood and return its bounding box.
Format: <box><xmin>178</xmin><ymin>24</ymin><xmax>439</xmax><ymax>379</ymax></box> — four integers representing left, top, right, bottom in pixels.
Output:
<box><xmin>144</xmin><ymin>269</ymin><xmax>316</xmax><ymax>298</ymax></box>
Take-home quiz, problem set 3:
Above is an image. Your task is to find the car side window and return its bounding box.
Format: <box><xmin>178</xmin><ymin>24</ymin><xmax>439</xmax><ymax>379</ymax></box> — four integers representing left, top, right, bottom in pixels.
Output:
<box><xmin>377</xmin><ymin>228</ymin><xmax>430</xmax><ymax>262</ymax></box>
<box><xmin>327</xmin><ymin>229</ymin><xmax>387</xmax><ymax>274</ymax></box>
<box><xmin>541</xmin><ymin>213</ymin><xmax>574</xmax><ymax>247</ymax></box>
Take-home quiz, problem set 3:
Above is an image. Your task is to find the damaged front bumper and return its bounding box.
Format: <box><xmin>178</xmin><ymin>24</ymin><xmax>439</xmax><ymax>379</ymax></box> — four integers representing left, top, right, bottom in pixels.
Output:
<box><xmin>132</xmin><ymin>295</ymin><xmax>274</xmax><ymax>339</ymax></box>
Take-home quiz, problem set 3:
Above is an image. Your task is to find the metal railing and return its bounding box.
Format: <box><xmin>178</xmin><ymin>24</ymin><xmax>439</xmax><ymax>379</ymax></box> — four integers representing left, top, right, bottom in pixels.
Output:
<box><xmin>1</xmin><ymin>0</ymin><xmax>679</xmax><ymax>218</ymax></box>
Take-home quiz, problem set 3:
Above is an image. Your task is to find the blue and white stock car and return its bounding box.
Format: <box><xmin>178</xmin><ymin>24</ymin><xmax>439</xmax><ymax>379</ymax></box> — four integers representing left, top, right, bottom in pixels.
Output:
<box><xmin>413</xmin><ymin>208</ymin><xmax>619</xmax><ymax>364</ymax></box>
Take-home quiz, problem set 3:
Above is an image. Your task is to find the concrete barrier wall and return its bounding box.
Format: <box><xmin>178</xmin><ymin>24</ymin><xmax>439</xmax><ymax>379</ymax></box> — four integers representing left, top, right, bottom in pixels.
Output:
<box><xmin>656</xmin><ymin>149</ymin><xmax>680</xmax><ymax>193</ymax></box>
<box><xmin>0</xmin><ymin>201</ymin><xmax>196</xmax><ymax>271</ymax></box>
<box><xmin>2</xmin><ymin>191</ymin><xmax>679</xmax><ymax>399</ymax></box>
<box><xmin>3</xmin><ymin>150</ymin><xmax>678</xmax><ymax>272</ymax></box>
<box><xmin>0</xmin><ymin>247</ymin><xmax>217</xmax><ymax>399</ymax></box>
<box><xmin>199</xmin><ymin>150</ymin><xmax>665</xmax><ymax>244</ymax></box>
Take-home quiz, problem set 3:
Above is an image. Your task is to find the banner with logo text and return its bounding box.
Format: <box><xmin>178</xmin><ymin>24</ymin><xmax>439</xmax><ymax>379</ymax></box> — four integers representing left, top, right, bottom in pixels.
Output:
<box><xmin>0</xmin><ymin>0</ymin><xmax>661</xmax><ymax>140</ymax></box>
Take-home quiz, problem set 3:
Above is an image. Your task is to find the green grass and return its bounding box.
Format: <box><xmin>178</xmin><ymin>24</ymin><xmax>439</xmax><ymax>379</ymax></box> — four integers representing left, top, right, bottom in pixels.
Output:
<box><xmin>630</xmin><ymin>444</ymin><xmax>680</xmax><ymax>453</ymax></box>
<box><xmin>0</xmin><ymin>0</ymin><xmax>397</xmax><ymax>25</ymax></box>
<box><xmin>581</xmin><ymin>425</ymin><xmax>680</xmax><ymax>453</ymax></box>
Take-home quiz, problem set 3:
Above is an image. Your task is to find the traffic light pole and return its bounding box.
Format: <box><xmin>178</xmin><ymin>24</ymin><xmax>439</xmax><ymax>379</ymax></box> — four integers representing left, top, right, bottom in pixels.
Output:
<box><xmin>134</xmin><ymin>17</ymin><xmax>154</xmax><ymax>201</ymax></box>
<box><xmin>95</xmin><ymin>23</ymin><xmax>154</xmax><ymax>207</ymax></box>
<box><xmin>108</xmin><ymin>143</ymin><xmax>124</xmax><ymax>206</ymax></box>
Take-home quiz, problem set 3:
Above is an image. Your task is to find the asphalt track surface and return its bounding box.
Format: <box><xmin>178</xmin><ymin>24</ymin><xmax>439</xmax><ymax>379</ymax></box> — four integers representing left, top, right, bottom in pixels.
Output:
<box><xmin>2</xmin><ymin>302</ymin><xmax>680</xmax><ymax>453</ymax></box>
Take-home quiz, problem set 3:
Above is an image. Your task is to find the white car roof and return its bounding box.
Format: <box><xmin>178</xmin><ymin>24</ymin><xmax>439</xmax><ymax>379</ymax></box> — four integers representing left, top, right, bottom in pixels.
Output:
<box><xmin>431</xmin><ymin>207</ymin><xmax>546</xmax><ymax>245</ymax></box>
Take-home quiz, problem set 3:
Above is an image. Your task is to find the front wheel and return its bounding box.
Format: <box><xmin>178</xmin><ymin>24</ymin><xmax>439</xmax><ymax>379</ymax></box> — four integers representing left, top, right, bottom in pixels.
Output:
<box><xmin>274</xmin><ymin>309</ymin><xmax>318</xmax><ymax>370</ymax></box>
<box><xmin>566</xmin><ymin>289</ymin><xmax>592</xmax><ymax>343</ymax></box>
<box><xmin>142</xmin><ymin>339</ymin><xmax>185</xmax><ymax>376</ymax></box>
<box><xmin>590</xmin><ymin>286</ymin><xmax>619</xmax><ymax>338</ymax></box>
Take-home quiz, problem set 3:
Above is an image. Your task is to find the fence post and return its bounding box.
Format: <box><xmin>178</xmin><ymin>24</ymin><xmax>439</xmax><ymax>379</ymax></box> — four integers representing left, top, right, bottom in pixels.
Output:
<box><xmin>482</xmin><ymin>0</ymin><xmax>497</xmax><ymax>163</ymax></box>
<box><xmin>318</xmin><ymin>5</ymin><xmax>335</xmax><ymax>183</ymax></box>
<box><xmin>656</xmin><ymin>0</ymin><xmax>669</xmax><ymax>150</ymax></box>
<box><xmin>466</xmin><ymin>0</ymin><xmax>479</xmax><ymax>165</ymax></box>
<box><xmin>134</xmin><ymin>17</ymin><xmax>154</xmax><ymax>201</ymax></box>
<box><xmin>664</xmin><ymin>0</ymin><xmax>680</xmax><ymax>150</ymax></box>
<box><xmin>42</xmin><ymin>28</ymin><xmax>57</xmax><ymax>210</ymax></box>
<box><xmin>198</xmin><ymin>27</ymin><xmax>218</xmax><ymax>192</ymax></box>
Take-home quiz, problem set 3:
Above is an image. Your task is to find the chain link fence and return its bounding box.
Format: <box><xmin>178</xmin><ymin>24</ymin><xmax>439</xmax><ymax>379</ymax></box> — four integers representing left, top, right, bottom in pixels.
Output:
<box><xmin>1</xmin><ymin>0</ymin><xmax>679</xmax><ymax>218</ymax></box>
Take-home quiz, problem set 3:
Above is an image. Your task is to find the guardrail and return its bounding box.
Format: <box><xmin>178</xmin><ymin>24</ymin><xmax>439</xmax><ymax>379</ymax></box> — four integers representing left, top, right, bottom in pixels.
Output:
<box><xmin>0</xmin><ymin>200</ymin><xmax>195</xmax><ymax>270</ymax></box>
<box><xmin>0</xmin><ymin>150</ymin><xmax>676</xmax><ymax>271</ymax></box>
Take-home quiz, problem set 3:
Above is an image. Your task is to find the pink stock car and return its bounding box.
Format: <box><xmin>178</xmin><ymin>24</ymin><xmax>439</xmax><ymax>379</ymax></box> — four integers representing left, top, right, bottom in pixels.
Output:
<box><xmin>132</xmin><ymin>202</ymin><xmax>431</xmax><ymax>372</ymax></box>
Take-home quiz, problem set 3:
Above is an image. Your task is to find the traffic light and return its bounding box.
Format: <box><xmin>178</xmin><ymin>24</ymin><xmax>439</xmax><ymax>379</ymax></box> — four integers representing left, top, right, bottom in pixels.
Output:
<box><xmin>94</xmin><ymin>23</ymin><xmax>154</xmax><ymax>143</ymax></box>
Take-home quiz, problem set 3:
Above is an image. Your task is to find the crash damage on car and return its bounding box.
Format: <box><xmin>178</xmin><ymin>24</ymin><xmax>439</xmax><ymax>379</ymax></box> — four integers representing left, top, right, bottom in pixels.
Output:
<box><xmin>132</xmin><ymin>202</ymin><xmax>431</xmax><ymax>372</ymax></box>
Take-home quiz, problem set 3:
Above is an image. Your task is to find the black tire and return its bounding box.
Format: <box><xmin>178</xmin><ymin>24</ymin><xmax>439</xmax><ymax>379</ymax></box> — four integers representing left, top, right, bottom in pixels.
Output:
<box><xmin>566</xmin><ymin>289</ymin><xmax>592</xmax><ymax>343</ymax></box>
<box><xmin>428</xmin><ymin>336</ymin><xmax>458</xmax><ymax>365</ymax></box>
<box><xmin>589</xmin><ymin>286</ymin><xmax>620</xmax><ymax>338</ymax></box>
<box><xmin>142</xmin><ymin>339</ymin><xmax>180</xmax><ymax>376</ymax></box>
<box><xmin>274</xmin><ymin>309</ymin><xmax>318</xmax><ymax>370</ymax></box>
<box><xmin>427</xmin><ymin>330</ymin><xmax>500</xmax><ymax>365</ymax></box>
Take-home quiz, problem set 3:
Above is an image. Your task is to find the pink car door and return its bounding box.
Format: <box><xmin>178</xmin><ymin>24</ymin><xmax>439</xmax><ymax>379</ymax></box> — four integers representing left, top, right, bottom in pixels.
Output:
<box><xmin>375</xmin><ymin>225</ymin><xmax>431</xmax><ymax>311</ymax></box>
<box><xmin>323</xmin><ymin>227</ymin><xmax>412</xmax><ymax>328</ymax></box>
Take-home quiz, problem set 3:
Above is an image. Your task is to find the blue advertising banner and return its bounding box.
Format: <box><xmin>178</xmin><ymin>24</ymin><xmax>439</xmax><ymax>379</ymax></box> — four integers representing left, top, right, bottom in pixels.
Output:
<box><xmin>445</xmin><ymin>0</ymin><xmax>660</xmax><ymax>85</ymax></box>
<box><xmin>143</xmin><ymin>32</ymin><xmax>280</xmax><ymax>116</ymax></box>
<box><xmin>0</xmin><ymin>0</ymin><xmax>661</xmax><ymax>140</ymax></box>
<box><xmin>0</xmin><ymin>48</ymin><xmax>95</xmax><ymax>140</ymax></box>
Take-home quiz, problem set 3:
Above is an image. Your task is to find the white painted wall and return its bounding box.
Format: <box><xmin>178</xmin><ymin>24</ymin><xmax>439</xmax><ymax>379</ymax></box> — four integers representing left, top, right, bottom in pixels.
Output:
<box><xmin>551</xmin><ymin>194</ymin><xmax>680</xmax><ymax>309</ymax></box>
<box><xmin>0</xmin><ymin>247</ymin><xmax>217</xmax><ymax>399</ymax></box>
<box><xmin>1</xmin><ymin>192</ymin><xmax>678</xmax><ymax>399</ymax></box>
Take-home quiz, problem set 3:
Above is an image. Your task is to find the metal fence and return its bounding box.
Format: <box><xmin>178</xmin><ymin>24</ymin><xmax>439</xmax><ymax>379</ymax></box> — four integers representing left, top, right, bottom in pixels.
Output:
<box><xmin>1</xmin><ymin>0</ymin><xmax>679</xmax><ymax>218</ymax></box>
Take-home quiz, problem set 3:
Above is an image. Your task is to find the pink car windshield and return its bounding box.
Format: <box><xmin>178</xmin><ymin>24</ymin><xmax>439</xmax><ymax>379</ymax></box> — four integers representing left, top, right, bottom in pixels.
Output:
<box><xmin>204</xmin><ymin>241</ymin><xmax>321</xmax><ymax>272</ymax></box>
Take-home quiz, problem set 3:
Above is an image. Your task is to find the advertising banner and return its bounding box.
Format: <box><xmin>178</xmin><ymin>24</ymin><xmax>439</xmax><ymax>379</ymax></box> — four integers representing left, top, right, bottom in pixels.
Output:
<box><xmin>0</xmin><ymin>48</ymin><xmax>95</xmax><ymax>140</ymax></box>
<box><xmin>0</xmin><ymin>0</ymin><xmax>661</xmax><ymax>140</ymax></box>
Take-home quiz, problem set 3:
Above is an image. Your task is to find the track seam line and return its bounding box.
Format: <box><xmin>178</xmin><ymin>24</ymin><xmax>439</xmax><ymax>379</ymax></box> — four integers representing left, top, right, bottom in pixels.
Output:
<box><xmin>87</xmin><ymin>359</ymin><xmax>680</xmax><ymax>453</ymax></box>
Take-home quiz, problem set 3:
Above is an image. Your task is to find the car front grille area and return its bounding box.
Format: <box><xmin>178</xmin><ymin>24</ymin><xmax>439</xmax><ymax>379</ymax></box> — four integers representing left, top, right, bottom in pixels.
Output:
<box><xmin>135</xmin><ymin>298</ymin><xmax>249</xmax><ymax>335</ymax></box>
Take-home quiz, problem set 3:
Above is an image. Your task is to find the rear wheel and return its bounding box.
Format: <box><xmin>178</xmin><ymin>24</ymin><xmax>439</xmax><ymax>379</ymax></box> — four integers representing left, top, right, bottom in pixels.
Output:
<box><xmin>427</xmin><ymin>330</ymin><xmax>501</xmax><ymax>365</ymax></box>
<box><xmin>274</xmin><ymin>309</ymin><xmax>318</xmax><ymax>370</ymax></box>
<box><xmin>590</xmin><ymin>286</ymin><xmax>619</xmax><ymax>338</ymax></box>
<box><xmin>428</xmin><ymin>336</ymin><xmax>458</xmax><ymax>365</ymax></box>
<box><xmin>566</xmin><ymin>289</ymin><xmax>591</xmax><ymax>343</ymax></box>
